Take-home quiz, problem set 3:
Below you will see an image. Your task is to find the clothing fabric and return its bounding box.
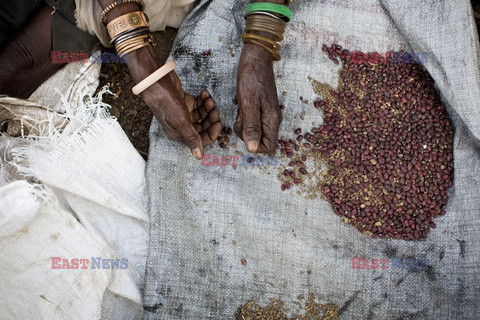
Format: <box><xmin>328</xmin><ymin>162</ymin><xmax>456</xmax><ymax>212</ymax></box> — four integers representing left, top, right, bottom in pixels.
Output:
<box><xmin>0</xmin><ymin>0</ymin><xmax>42</xmax><ymax>45</ymax></box>
<box><xmin>46</xmin><ymin>0</ymin><xmax>99</xmax><ymax>52</ymax></box>
<box><xmin>74</xmin><ymin>0</ymin><xmax>196</xmax><ymax>47</ymax></box>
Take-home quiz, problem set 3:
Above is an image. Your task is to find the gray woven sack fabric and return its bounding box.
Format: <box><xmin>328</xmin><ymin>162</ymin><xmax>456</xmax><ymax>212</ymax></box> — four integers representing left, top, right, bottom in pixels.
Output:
<box><xmin>143</xmin><ymin>0</ymin><xmax>480</xmax><ymax>319</ymax></box>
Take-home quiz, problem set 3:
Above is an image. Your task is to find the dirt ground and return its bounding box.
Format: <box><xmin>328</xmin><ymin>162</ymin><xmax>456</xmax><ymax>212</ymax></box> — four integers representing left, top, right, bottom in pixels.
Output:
<box><xmin>98</xmin><ymin>28</ymin><xmax>178</xmax><ymax>158</ymax></box>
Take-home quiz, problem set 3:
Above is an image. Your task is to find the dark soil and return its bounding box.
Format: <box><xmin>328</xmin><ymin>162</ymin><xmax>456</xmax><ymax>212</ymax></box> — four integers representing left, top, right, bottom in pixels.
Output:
<box><xmin>98</xmin><ymin>28</ymin><xmax>178</xmax><ymax>158</ymax></box>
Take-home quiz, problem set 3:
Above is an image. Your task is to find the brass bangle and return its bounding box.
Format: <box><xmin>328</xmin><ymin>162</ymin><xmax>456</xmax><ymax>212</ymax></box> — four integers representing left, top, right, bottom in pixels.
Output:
<box><xmin>118</xmin><ymin>41</ymin><xmax>150</xmax><ymax>57</ymax></box>
<box><xmin>246</xmin><ymin>15</ymin><xmax>286</xmax><ymax>41</ymax></box>
<box><xmin>116</xmin><ymin>34</ymin><xmax>154</xmax><ymax>56</ymax></box>
<box><xmin>117</xmin><ymin>40</ymin><xmax>149</xmax><ymax>55</ymax></box>
<box><xmin>107</xmin><ymin>11</ymin><xmax>149</xmax><ymax>40</ymax></box>
<box><xmin>99</xmin><ymin>0</ymin><xmax>144</xmax><ymax>25</ymax></box>
<box><xmin>246</xmin><ymin>19</ymin><xmax>285</xmax><ymax>33</ymax></box>
<box><xmin>115</xmin><ymin>34</ymin><xmax>149</xmax><ymax>51</ymax></box>
<box><xmin>246</xmin><ymin>27</ymin><xmax>284</xmax><ymax>41</ymax></box>
<box><xmin>243</xmin><ymin>37</ymin><xmax>281</xmax><ymax>61</ymax></box>
<box><xmin>116</xmin><ymin>34</ymin><xmax>148</xmax><ymax>47</ymax></box>
<box><xmin>245</xmin><ymin>11</ymin><xmax>285</xmax><ymax>23</ymax></box>
<box><xmin>246</xmin><ymin>13</ymin><xmax>286</xmax><ymax>27</ymax></box>
<box><xmin>116</xmin><ymin>37</ymin><xmax>149</xmax><ymax>53</ymax></box>
<box><xmin>245</xmin><ymin>21</ymin><xmax>285</xmax><ymax>41</ymax></box>
<box><xmin>242</xmin><ymin>33</ymin><xmax>281</xmax><ymax>51</ymax></box>
<box><xmin>246</xmin><ymin>16</ymin><xmax>286</xmax><ymax>30</ymax></box>
<box><xmin>117</xmin><ymin>40</ymin><xmax>147</xmax><ymax>53</ymax></box>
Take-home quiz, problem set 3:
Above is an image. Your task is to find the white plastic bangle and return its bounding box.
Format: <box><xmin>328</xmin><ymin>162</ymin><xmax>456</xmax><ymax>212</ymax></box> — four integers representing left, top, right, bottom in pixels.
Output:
<box><xmin>132</xmin><ymin>61</ymin><xmax>176</xmax><ymax>95</ymax></box>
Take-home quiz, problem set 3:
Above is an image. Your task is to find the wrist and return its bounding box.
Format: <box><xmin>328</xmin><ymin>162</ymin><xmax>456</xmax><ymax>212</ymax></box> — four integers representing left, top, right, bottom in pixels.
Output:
<box><xmin>242</xmin><ymin>42</ymin><xmax>273</xmax><ymax>63</ymax></box>
<box><xmin>125</xmin><ymin>45</ymin><xmax>161</xmax><ymax>83</ymax></box>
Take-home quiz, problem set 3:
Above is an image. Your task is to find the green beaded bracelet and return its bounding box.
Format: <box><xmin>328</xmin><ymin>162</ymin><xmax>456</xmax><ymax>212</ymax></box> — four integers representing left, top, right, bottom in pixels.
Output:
<box><xmin>246</xmin><ymin>2</ymin><xmax>292</xmax><ymax>22</ymax></box>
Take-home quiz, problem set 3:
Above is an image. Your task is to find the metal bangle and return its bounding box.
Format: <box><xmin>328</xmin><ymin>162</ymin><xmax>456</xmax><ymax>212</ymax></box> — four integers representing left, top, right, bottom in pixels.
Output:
<box><xmin>111</xmin><ymin>27</ymin><xmax>149</xmax><ymax>45</ymax></box>
<box><xmin>245</xmin><ymin>11</ymin><xmax>285</xmax><ymax>22</ymax></box>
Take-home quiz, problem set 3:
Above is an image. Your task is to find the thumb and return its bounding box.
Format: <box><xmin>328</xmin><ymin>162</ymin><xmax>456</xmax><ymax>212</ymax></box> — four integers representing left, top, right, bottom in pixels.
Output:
<box><xmin>241</xmin><ymin>101</ymin><xmax>262</xmax><ymax>153</ymax></box>
<box><xmin>180</xmin><ymin>123</ymin><xmax>204</xmax><ymax>159</ymax></box>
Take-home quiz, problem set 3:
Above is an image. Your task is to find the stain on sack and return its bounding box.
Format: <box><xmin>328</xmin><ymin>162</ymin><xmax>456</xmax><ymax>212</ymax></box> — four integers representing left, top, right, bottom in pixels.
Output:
<box><xmin>456</xmin><ymin>239</ymin><xmax>466</xmax><ymax>258</ymax></box>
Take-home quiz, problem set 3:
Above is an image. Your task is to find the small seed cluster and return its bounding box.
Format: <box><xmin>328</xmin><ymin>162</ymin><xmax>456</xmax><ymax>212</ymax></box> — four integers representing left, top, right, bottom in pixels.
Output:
<box><xmin>278</xmin><ymin>44</ymin><xmax>454</xmax><ymax>241</ymax></box>
<box><xmin>217</xmin><ymin>126</ymin><xmax>233</xmax><ymax>149</ymax></box>
<box><xmin>235</xmin><ymin>293</ymin><xmax>339</xmax><ymax>320</ymax></box>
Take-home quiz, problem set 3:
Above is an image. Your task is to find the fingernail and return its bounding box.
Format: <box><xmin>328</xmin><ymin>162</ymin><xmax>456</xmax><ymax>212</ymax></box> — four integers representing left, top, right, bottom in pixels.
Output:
<box><xmin>247</xmin><ymin>141</ymin><xmax>258</xmax><ymax>152</ymax></box>
<box><xmin>192</xmin><ymin>148</ymin><xmax>202</xmax><ymax>159</ymax></box>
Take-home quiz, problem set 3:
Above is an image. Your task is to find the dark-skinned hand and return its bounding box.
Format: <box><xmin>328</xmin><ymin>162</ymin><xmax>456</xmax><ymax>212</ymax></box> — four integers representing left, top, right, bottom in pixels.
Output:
<box><xmin>235</xmin><ymin>41</ymin><xmax>282</xmax><ymax>156</ymax></box>
<box><xmin>99</xmin><ymin>0</ymin><xmax>222</xmax><ymax>159</ymax></box>
<box><xmin>127</xmin><ymin>46</ymin><xmax>222</xmax><ymax>159</ymax></box>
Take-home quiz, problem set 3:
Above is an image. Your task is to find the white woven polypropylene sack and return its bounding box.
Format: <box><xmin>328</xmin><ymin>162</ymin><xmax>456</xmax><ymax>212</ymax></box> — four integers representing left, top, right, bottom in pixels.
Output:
<box><xmin>0</xmin><ymin>86</ymin><xmax>149</xmax><ymax>319</ymax></box>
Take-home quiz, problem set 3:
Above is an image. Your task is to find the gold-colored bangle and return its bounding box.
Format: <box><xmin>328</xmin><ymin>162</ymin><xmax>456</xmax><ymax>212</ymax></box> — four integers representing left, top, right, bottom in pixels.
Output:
<box><xmin>117</xmin><ymin>38</ymin><xmax>149</xmax><ymax>54</ymax></box>
<box><xmin>246</xmin><ymin>14</ymin><xmax>286</xmax><ymax>29</ymax></box>
<box><xmin>117</xmin><ymin>41</ymin><xmax>146</xmax><ymax>53</ymax></box>
<box><xmin>246</xmin><ymin>19</ymin><xmax>285</xmax><ymax>35</ymax></box>
<box><xmin>116</xmin><ymin>34</ymin><xmax>148</xmax><ymax>48</ymax></box>
<box><xmin>242</xmin><ymin>33</ymin><xmax>281</xmax><ymax>51</ymax></box>
<box><xmin>247</xmin><ymin>16</ymin><xmax>285</xmax><ymax>30</ymax></box>
<box><xmin>116</xmin><ymin>34</ymin><xmax>154</xmax><ymax>56</ymax></box>
<box><xmin>99</xmin><ymin>0</ymin><xmax>144</xmax><ymax>25</ymax></box>
<box><xmin>245</xmin><ymin>24</ymin><xmax>284</xmax><ymax>41</ymax></box>
<box><xmin>243</xmin><ymin>37</ymin><xmax>281</xmax><ymax>61</ymax></box>
<box><xmin>246</xmin><ymin>15</ymin><xmax>286</xmax><ymax>41</ymax></box>
<box><xmin>118</xmin><ymin>41</ymin><xmax>150</xmax><ymax>57</ymax></box>
<box><xmin>107</xmin><ymin>11</ymin><xmax>149</xmax><ymax>40</ymax></box>
<box><xmin>117</xmin><ymin>40</ymin><xmax>148</xmax><ymax>55</ymax></box>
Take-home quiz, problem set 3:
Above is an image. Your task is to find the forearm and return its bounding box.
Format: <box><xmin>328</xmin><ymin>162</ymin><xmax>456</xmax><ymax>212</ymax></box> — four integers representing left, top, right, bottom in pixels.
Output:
<box><xmin>95</xmin><ymin>0</ymin><xmax>160</xmax><ymax>82</ymax></box>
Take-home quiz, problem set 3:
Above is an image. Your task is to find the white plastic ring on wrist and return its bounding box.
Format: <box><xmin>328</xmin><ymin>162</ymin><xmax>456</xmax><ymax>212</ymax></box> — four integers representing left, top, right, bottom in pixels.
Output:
<box><xmin>132</xmin><ymin>61</ymin><xmax>176</xmax><ymax>95</ymax></box>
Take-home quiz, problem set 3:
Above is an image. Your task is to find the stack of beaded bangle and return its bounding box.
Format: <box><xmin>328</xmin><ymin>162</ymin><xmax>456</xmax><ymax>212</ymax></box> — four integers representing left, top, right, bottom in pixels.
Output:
<box><xmin>243</xmin><ymin>3</ymin><xmax>292</xmax><ymax>61</ymax></box>
<box><xmin>105</xmin><ymin>10</ymin><xmax>155</xmax><ymax>57</ymax></box>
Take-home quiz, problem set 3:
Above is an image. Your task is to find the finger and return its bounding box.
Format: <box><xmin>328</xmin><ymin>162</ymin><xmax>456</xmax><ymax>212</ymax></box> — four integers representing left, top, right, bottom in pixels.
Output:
<box><xmin>201</xmin><ymin>121</ymin><xmax>223</xmax><ymax>146</ymax></box>
<box><xmin>233</xmin><ymin>110</ymin><xmax>244</xmax><ymax>140</ymax></box>
<box><xmin>194</xmin><ymin>107</ymin><xmax>221</xmax><ymax>132</ymax></box>
<box><xmin>193</xmin><ymin>97</ymin><xmax>215</xmax><ymax>122</ymax></box>
<box><xmin>241</xmin><ymin>101</ymin><xmax>262</xmax><ymax>152</ymax></box>
<box><xmin>179</xmin><ymin>124</ymin><xmax>204</xmax><ymax>159</ymax></box>
<box><xmin>184</xmin><ymin>94</ymin><xmax>196</xmax><ymax>114</ymax></box>
<box><xmin>200</xmin><ymin>89</ymin><xmax>210</xmax><ymax>100</ymax></box>
<box><xmin>169</xmin><ymin>71</ymin><xmax>185</xmax><ymax>98</ymax></box>
<box><xmin>203</xmin><ymin>97</ymin><xmax>216</xmax><ymax>113</ymax></box>
<box><xmin>195</xmin><ymin>89</ymin><xmax>210</xmax><ymax>108</ymax></box>
<box><xmin>194</xmin><ymin>107</ymin><xmax>208</xmax><ymax>123</ymax></box>
<box><xmin>260</xmin><ymin>105</ymin><xmax>282</xmax><ymax>155</ymax></box>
